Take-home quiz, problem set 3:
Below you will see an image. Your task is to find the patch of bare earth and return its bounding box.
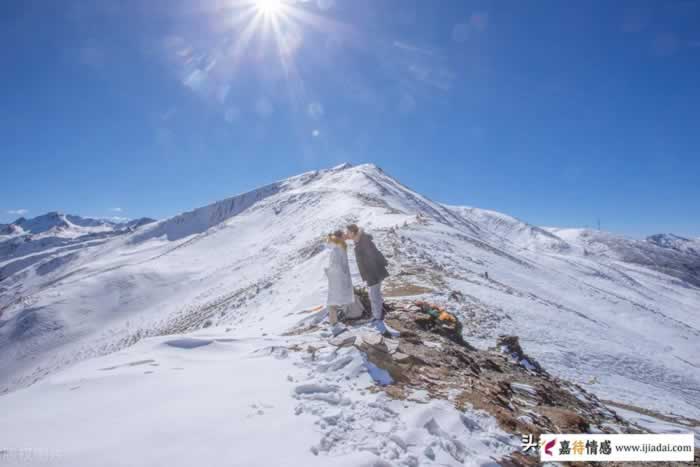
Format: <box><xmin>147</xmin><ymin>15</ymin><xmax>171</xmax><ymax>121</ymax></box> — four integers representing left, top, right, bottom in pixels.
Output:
<box><xmin>329</xmin><ymin>300</ymin><xmax>699</xmax><ymax>466</ymax></box>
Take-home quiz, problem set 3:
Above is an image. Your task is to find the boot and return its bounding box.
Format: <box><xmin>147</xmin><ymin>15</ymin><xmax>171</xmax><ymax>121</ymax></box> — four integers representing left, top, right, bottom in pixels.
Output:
<box><xmin>373</xmin><ymin>319</ymin><xmax>400</xmax><ymax>338</ymax></box>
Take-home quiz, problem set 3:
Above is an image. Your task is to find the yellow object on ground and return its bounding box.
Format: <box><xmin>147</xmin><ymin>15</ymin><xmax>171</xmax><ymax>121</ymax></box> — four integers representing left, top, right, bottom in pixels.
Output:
<box><xmin>438</xmin><ymin>311</ymin><xmax>456</xmax><ymax>322</ymax></box>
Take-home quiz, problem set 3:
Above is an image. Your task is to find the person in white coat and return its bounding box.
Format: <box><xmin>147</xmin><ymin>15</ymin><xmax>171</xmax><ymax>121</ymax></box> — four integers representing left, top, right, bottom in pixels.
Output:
<box><xmin>325</xmin><ymin>230</ymin><xmax>354</xmax><ymax>327</ymax></box>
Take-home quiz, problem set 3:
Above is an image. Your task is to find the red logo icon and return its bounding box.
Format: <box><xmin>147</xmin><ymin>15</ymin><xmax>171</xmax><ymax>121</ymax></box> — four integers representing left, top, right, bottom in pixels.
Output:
<box><xmin>544</xmin><ymin>439</ymin><xmax>557</xmax><ymax>456</ymax></box>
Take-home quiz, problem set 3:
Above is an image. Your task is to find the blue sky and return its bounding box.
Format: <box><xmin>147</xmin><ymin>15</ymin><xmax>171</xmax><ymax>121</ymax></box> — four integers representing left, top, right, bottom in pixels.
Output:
<box><xmin>1</xmin><ymin>0</ymin><xmax>699</xmax><ymax>237</ymax></box>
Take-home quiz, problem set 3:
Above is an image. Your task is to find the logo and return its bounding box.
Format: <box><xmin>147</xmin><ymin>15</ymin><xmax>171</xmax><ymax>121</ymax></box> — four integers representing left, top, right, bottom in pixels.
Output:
<box><xmin>543</xmin><ymin>438</ymin><xmax>557</xmax><ymax>456</ymax></box>
<box><xmin>537</xmin><ymin>433</ymin><xmax>694</xmax><ymax>462</ymax></box>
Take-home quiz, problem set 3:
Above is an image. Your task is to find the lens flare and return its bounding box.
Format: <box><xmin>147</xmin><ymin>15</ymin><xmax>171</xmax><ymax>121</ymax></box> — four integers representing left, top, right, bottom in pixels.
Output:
<box><xmin>255</xmin><ymin>0</ymin><xmax>285</xmax><ymax>17</ymax></box>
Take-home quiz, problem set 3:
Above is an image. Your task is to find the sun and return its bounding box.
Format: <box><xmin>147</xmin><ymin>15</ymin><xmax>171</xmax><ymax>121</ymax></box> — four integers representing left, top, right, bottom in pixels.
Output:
<box><xmin>254</xmin><ymin>0</ymin><xmax>286</xmax><ymax>17</ymax></box>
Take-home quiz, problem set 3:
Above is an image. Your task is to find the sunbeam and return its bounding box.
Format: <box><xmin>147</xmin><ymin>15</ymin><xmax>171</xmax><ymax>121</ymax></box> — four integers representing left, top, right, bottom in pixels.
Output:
<box><xmin>254</xmin><ymin>0</ymin><xmax>286</xmax><ymax>18</ymax></box>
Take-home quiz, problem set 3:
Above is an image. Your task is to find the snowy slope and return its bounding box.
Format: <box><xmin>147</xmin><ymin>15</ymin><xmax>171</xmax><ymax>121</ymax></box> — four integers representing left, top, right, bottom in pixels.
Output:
<box><xmin>0</xmin><ymin>213</ymin><xmax>155</xmax><ymax>310</ymax></box>
<box><xmin>445</xmin><ymin>206</ymin><xmax>571</xmax><ymax>253</ymax></box>
<box><xmin>647</xmin><ymin>233</ymin><xmax>700</xmax><ymax>256</ymax></box>
<box><xmin>549</xmin><ymin>227</ymin><xmax>700</xmax><ymax>287</ymax></box>
<box><xmin>0</xmin><ymin>165</ymin><xmax>415</xmax><ymax>387</ymax></box>
<box><xmin>0</xmin><ymin>163</ymin><xmax>698</xmax><ymax>466</ymax></box>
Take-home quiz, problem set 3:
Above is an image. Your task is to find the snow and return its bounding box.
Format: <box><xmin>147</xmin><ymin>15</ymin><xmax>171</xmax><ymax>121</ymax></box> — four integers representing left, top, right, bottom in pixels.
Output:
<box><xmin>611</xmin><ymin>407</ymin><xmax>700</xmax><ymax>445</ymax></box>
<box><xmin>445</xmin><ymin>205</ymin><xmax>570</xmax><ymax>252</ymax></box>
<box><xmin>0</xmin><ymin>327</ymin><xmax>517</xmax><ymax>466</ymax></box>
<box><xmin>1</xmin><ymin>212</ymin><xmax>128</xmax><ymax>239</ymax></box>
<box><xmin>0</xmin><ymin>163</ymin><xmax>698</xmax><ymax>465</ymax></box>
<box><xmin>0</xmin><ymin>336</ymin><xmax>325</xmax><ymax>467</ymax></box>
<box><xmin>647</xmin><ymin>233</ymin><xmax>700</xmax><ymax>255</ymax></box>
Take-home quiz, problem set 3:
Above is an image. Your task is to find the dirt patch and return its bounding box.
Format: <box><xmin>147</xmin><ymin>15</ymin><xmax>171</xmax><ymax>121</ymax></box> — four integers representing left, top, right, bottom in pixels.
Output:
<box><xmin>383</xmin><ymin>282</ymin><xmax>433</xmax><ymax>297</ymax></box>
<box><xmin>339</xmin><ymin>299</ymin><xmax>699</xmax><ymax>466</ymax></box>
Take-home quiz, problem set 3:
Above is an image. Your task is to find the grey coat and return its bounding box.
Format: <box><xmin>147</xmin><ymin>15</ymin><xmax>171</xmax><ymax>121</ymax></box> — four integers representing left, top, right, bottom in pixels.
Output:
<box><xmin>353</xmin><ymin>230</ymin><xmax>389</xmax><ymax>287</ymax></box>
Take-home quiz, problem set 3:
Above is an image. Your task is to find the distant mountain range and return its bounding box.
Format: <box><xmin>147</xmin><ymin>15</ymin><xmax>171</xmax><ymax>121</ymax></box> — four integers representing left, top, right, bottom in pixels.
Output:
<box><xmin>1</xmin><ymin>212</ymin><xmax>155</xmax><ymax>238</ymax></box>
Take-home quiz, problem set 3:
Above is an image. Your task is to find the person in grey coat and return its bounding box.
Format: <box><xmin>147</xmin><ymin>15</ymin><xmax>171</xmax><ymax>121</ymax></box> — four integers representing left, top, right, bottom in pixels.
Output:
<box><xmin>346</xmin><ymin>224</ymin><xmax>399</xmax><ymax>337</ymax></box>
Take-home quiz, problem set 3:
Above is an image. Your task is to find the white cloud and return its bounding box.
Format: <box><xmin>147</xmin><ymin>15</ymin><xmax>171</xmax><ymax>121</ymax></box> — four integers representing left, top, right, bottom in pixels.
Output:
<box><xmin>8</xmin><ymin>209</ymin><xmax>29</xmax><ymax>216</ymax></box>
<box><xmin>110</xmin><ymin>207</ymin><xmax>123</xmax><ymax>212</ymax></box>
<box><xmin>183</xmin><ymin>68</ymin><xmax>206</xmax><ymax>91</ymax></box>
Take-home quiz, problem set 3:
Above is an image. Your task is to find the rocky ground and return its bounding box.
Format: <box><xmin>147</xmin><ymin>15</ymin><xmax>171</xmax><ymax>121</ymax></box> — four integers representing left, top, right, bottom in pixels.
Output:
<box><xmin>319</xmin><ymin>293</ymin><xmax>700</xmax><ymax>466</ymax></box>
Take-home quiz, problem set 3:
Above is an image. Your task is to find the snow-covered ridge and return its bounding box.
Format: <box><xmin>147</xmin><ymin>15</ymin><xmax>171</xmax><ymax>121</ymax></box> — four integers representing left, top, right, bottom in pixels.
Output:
<box><xmin>0</xmin><ymin>163</ymin><xmax>699</xmax><ymax>466</ymax></box>
<box><xmin>647</xmin><ymin>233</ymin><xmax>700</xmax><ymax>255</ymax></box>
<box><xmin>445</xmin><ymin>205</ymin><xmax>571</xmax><ymax>252</ymax></box>
<box><xmin>549</xmin><ymin>227</ymin><xmax>700</xmax><ymax>286</ymax></box>
<box><xmin>0</xmin><ymin>212</ymin><xmax>155</xmax><ymax>239</ymax></box>
<box><xmin>129</xmin><ymin>164</ymin><xmax>367</xmax><ymax>244</ymax></box>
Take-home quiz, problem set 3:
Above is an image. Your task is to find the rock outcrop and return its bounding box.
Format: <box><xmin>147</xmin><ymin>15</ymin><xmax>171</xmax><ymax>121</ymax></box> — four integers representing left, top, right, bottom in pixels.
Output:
<box><xmin>329</xmin><ymin>299</ymin><xmax>699</xmax><ymax>466</ymax></box>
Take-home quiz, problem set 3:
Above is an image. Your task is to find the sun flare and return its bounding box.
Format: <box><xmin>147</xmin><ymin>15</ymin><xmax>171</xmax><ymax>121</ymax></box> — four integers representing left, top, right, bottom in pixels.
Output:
<box><xmin>255</xmin><ymin>0</ymin><xmax>285</xmax><ymax>17</ymax></box>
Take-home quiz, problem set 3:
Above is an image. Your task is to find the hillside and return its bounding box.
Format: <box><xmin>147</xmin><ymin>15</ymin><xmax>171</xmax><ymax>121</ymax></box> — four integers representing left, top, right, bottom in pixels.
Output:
<box><xmin>0</xmin><ymin>163</ymin><xmax>698</xmax><ymax>466</ymax></box>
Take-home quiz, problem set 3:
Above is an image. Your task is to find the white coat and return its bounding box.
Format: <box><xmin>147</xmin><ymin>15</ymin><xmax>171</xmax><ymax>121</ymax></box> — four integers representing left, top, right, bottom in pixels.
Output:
<box><xmin>325</xmin><ymin>243</ymin><xmax>354</xmax><ymax>306</ymax></box>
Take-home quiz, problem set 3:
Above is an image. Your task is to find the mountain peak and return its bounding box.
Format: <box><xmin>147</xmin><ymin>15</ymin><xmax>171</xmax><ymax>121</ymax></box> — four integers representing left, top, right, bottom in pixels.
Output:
<box><xmin>355</xmin><ymin>162</ymin><xmax>382</xmax><ymax>171</ymax></box>
<box><xmin>647</xmin><ymin>233</ymin><xmax>700</xmax><ymax>255</ymax></box>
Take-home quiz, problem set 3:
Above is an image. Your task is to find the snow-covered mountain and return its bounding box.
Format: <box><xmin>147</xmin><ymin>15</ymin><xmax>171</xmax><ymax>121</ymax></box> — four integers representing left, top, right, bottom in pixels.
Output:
<box><xmin>0</xmin><ymin>164</ymin><xmax>698</xmax><ymax>466</ymax></box>
<box><xmin>647</xmin><ymin>233</ymin><xmax>700</xmax><ymax>255</ymax></box>
<box><xmin>0</xmin><ymin>212</ymin><xmax>155</xmax><ymax>238</ymax></box>
<box><xmin>549</xmin><ymin>228</ymin><xmax>700</xmax><ymax>287</ymax></box>
<box><xmin>0</xmin><ymin>213</ymin><xmax>155</xmax><ymax>287</ymax></box>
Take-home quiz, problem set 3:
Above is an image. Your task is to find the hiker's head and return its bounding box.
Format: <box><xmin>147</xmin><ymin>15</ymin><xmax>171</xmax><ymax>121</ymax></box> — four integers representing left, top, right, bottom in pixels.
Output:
<box><xmin>327</xmin><ymin>229</ymin><xmax>346</xmax><ymax>247</ymax></box>
<box><xmin>346</xmin><ymin>224</ymin><xmax>360</xmax><ymax>240</ymax></box>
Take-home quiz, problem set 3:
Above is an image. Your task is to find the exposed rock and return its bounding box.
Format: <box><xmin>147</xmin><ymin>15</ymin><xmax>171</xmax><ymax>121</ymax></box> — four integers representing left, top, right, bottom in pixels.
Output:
<box><xmin>305</xmin><ymin>298</ymin><xmax>700</xmax><ymax>466</ymax></box>
<box><xmin>354</xmin><ymin>300</ymin><xmax>665</xmax><ymax>466</ymax></box>
<box><xmin>448</xmin><ymin>290</ymin><xmax>465</xmax><ymax>302</ymax></box>
<box><xmin>496</xmin><ymin>335</ymin><xmax>545</xmax><ymax>373</ymax></box>
<box><xmin>328</xmin><ymin>334</ymin><xmax>356</xmax><ymax>348</ymax></box>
